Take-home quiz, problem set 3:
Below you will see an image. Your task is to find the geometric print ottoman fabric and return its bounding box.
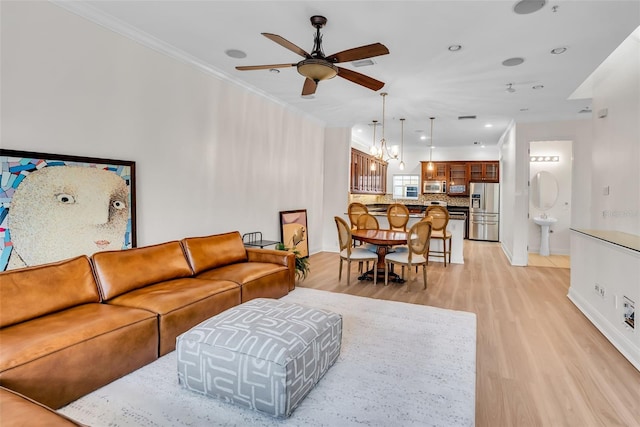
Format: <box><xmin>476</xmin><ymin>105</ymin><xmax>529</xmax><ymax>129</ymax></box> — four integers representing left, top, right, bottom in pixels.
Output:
<box><xmin>176</xmin><ymin>298</ymin><xmax>342</xmax><ymax>418</ymax></box>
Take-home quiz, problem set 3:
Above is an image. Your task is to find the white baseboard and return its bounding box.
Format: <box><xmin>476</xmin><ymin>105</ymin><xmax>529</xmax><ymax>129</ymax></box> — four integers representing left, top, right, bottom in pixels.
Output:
<box><xmin>568</xmin><ymin>288</ymin><xmax>639</xmax><ymax>372</ymax></box>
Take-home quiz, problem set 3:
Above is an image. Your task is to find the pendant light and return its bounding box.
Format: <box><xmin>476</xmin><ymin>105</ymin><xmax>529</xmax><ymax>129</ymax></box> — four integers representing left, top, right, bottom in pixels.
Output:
<box><xmin>399</xmin><ymin>118</ymin><xmax>405</xmax><ymax>170</ymax></box>
<box><xmin>370</xmin><ymin>119</ymin><xmax>378</xmax><ymax>171</ymax></box>
<box><xmin>369</xmin><ymin>120</ymin><xmax>378</xmax><ymax>156</ymax></box>
<box><xmin>427</xmin><ymin>117</ymin><xmax>435</xmax><ymax>171</ymax></box>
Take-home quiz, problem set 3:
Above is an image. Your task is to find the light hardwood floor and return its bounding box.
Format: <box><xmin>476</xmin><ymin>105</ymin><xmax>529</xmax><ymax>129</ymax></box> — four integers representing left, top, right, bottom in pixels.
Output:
<box><xmin>297</xmin><ymin>240</ymin><xmax>640</xmax><ymax>426</ymax></box>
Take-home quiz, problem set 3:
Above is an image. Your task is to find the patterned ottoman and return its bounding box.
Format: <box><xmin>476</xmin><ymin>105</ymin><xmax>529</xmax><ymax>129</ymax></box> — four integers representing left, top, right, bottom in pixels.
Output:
<box><xmin>176</xmin><ymin>298</ymin><xmax>342</xmax><ymax>418</ymax></box>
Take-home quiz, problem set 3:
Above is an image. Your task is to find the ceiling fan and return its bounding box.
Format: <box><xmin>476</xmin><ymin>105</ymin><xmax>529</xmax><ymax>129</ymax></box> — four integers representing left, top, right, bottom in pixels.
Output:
<box><xmin>236</xmin><ymin>15</ymin><xmax>389</xmax><ymax>96</ymax></box>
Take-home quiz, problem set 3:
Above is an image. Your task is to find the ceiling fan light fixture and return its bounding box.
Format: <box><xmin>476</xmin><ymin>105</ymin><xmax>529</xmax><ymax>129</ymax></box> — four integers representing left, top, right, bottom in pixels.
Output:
<box><xmin>297</xmin><ymin>59</ymin><xmax>338</xmax><ymax>81</ymax></box>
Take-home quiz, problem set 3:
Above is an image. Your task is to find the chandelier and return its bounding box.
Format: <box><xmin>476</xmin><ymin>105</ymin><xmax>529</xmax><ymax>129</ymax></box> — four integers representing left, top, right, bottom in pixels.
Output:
<box><xmin>371</xmin><ymin>92</ymin><xmax>398</xmax><ymax>162</ymax></box>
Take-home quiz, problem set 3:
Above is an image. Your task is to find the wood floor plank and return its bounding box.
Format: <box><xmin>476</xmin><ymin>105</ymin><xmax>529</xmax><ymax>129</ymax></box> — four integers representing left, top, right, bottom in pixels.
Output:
<box><xmin>298</xmin><ymin>241</ymin><xmax>640</xmax><ymax>426</ymax></box>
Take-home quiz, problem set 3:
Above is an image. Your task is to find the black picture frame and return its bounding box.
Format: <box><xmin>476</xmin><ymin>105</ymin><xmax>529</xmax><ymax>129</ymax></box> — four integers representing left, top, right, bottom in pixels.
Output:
<box><xmin>0</xmin><ymin>149</ymin><xmax>136</xmax><ymax>271</ymax></box>
<box><xmin>279</xmin><ymin>209</ymin><xmax>309</xmax><ymax>258</ymax></box>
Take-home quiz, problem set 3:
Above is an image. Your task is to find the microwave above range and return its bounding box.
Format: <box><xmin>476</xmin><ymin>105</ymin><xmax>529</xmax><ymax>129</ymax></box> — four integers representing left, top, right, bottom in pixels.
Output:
<box><xmin>423</xmin><ymin>180</ymin><xmax>446</xmax><ymax>194</ymax></box>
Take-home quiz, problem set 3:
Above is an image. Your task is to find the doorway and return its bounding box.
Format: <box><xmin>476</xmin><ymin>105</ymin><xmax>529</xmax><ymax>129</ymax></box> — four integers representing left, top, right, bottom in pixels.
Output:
<box><xmin>527</xmin><ymin>140</ymin><xmax>573</xmax><ymax>265</ymax></box>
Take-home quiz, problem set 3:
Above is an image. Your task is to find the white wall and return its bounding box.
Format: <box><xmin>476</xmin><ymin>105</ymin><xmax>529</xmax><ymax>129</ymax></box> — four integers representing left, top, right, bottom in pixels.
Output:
<box><xmin>566</xmin><ymin>27</ymin><xmax>640</xmax><ymax>370</ymax></box>
<box><xmin>589</xmin><ymin>29</ymin><xmax>640</xmax><ymax>236</ymax></box>
<box><xmin>498</xmin><ymin>124</ymin><xmax>527</xmax><ymax>265</ymax></box>
<box><xmin>529</xmin><ymin>140</ymin><xmax>573</xmax><ymax>255</ymax></box>
<box><xmin>1</xmin><ymin>2</ymin><xmax>328</xmax><ymax>254</ymax></box>
<box><xmin>323</xmin><ymin>128</ymin><xmax>351</xmax><ymax>252</ymax></box>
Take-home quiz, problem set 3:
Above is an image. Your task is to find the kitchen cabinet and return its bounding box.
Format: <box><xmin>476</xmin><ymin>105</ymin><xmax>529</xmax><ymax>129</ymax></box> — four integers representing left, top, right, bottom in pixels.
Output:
<box><xmin>447</xmin><ymin>163</ymin><xmax>468</xmax><ymax>196</ymax></box>
<box><xmin>421</xmin><ymin>161</ymin><xmax>447</xmax><ymax>181</ymax></box>
<box><xmin>419</xmin><ymin>160</ymin><xmax>499</xmax><ymax>197</ymax></box>
<box><xmin>350</xmin><ymin>148</ymin><xmax>387</xmax><ymax>194</ymax></box>
<box><xmin>468</xmin><ymin>161</ymin><xmax>499</xmax><ymax>182</ymax></box>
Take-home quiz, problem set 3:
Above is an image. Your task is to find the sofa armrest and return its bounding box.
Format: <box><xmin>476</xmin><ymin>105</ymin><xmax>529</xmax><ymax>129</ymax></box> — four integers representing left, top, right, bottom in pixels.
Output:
<box><xmin>246</xmin><ymin>248</ymin><xmax>296</xmax><ymax>290</ymax></box>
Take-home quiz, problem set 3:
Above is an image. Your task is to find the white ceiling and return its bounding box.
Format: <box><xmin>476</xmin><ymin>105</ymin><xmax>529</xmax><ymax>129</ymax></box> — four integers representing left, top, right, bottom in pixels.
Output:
<box><xmin>56</xmin><ymin>1</ymin><xmax>640</xmax><ymax>150</ymax></box>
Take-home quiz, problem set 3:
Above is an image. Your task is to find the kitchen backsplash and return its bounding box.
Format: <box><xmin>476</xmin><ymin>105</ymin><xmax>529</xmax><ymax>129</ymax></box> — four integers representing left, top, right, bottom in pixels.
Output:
<box><xmin>349</xmin><ymin>193</ymin><xmax>469</xmax><ymax>207</ymax></box>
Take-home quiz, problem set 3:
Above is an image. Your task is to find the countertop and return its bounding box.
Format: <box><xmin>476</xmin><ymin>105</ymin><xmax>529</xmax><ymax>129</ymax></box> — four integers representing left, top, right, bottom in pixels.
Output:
<box><xmin>571</xmin><ymin>228</ymin><xmax>640</xmax><ymax>253</ymax></box>
<box><xmin>368</xmin><ymin>211</ymin><xmax>467</xmax><ymax>221</ymax></box>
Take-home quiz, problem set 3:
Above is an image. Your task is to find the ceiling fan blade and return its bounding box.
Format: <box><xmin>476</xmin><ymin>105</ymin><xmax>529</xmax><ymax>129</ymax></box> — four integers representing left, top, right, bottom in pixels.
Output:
<box><xmin>336</xmin><ymin>67</ymin><xmax>385</xmax><ymax>91</ymax></box>
<box><xmin>302</xmin><ymin>78</ymin><xmax>317</xmax><ymax>96</ymax></box>
<box><xmin>262</xmin><ymin>33</ymin><xmax>311</xmax><ymax>58</ymax></box>
<box><xmin>236</xmin><ymin>63</ymin><xmax>296</xmax><ymax>71</ymax></box>
<box><xmin>326</xmin><ymin>43</ymin><xmax>389</xmax><ymax>63</ymax></box>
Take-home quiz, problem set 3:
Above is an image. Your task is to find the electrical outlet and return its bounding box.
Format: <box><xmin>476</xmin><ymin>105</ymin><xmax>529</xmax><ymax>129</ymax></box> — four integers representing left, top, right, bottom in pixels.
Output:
<box><xmin>599</xmin><ymin>286</ymin><xmax>606</xmax><ymax>298</ymax></box>
<box><xmin>595</xmin><ymin>283</ymin><xmax>600</xmax><ymax>294</ymax></box>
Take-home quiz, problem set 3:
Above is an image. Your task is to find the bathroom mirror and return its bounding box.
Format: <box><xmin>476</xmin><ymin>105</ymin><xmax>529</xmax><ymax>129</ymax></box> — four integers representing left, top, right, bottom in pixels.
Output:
<box><xmin>531</xmin><ymin>171</ymin><xmax>559</xmax><ymax>210</ymax></box>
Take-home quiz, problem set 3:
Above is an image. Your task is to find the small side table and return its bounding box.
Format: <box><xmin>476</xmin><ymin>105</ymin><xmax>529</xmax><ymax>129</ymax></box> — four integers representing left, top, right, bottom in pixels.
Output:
<box><xmin>242</xmin><ymin>232</ymin><xmax>280</xmax><ymax>249</ymax></box>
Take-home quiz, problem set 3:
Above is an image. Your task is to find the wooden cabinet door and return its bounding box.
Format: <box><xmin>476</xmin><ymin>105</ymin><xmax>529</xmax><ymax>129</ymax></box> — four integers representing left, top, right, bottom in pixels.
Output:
<box><xmin>350</xmin><ymin>148</ymin><xmax>387</xmax><ymax>194</ymax></box>
<box><xmin>468</xmin><ymin>161</ymin><xmax>499</xmax><ymax>182</ymax></box>
<box><xmin>483</xmin><ymin>162</ymin><xmax>499</xmax><ymax>182</ymax></box>
<box><xmin>421</xmin><ymin>161</ymin><xmax>447</xmax><ymax>181</ymax></box>
<box><xmin>448</xmin><ymin>163</ymin><xmax>468</xmax><ymax>195</ymax></box>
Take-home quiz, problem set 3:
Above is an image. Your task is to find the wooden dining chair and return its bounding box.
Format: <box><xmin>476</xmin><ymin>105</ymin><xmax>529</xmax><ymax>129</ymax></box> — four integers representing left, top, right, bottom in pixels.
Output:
<box><xmin>356</xmin><ymin>213</ymin><xmax>379</xmax><ymax>230</ymax></box>
<box><xmin>348</xmin><ymin>202</ymin><xmax>368</xmax><ymax>230</ymax></box>
<box><xmin>348</xmin><ymin>202</ymin><xmax>369</xmax><ymax>247</ymax></box>
<box><xmin>387</xmin><ymin>203</ymin><xmax>410</xmax><ymax>231</ymax></box>
<box><xmin>426</xmin><ymin>206</ymin><xmax>452</xmax><ymax>266</ymax></box>
<box><xmin>335</xmin><ymin>216</ymin><xmax>378</xmax><ymax>286</ymax></box>
<box><xmin>383</xmin><ymin>220</ymin><xmax>432</xmax><ymax>291</ymax></box>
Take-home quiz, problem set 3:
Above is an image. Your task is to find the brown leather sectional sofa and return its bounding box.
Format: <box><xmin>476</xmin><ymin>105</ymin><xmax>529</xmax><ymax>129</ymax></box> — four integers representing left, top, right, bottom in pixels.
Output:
<box><xmin>0</xmin><ymin>231</ymin><xmax>295</xmax><ymax>417</ymax></box>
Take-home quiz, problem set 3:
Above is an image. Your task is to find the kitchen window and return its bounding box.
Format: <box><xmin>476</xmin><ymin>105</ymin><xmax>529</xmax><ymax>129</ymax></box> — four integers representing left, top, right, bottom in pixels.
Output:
<box><xmin>392</xmin><ymin>174</ymin><xmax>420</xmax><ymax>200</ymax></box>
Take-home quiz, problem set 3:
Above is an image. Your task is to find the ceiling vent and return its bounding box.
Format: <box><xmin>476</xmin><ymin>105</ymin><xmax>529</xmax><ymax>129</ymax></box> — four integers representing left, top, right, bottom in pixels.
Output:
<box><xmin>352</xmin><ymin>59</ymin><xmax>375</xmax><ymax>67</ymax></box>
<box><xmin>458</xmin><ymin>115</ymin><xmax>477</xmax><ymax>120</ymax></box>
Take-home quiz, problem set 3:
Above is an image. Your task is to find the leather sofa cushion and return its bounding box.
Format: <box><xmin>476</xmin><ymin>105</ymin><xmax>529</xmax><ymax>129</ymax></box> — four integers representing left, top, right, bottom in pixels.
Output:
<box><xmin>0</xmin><ymin>256</ymin><xmax>99</xmax><ymax>328</ymax></box>
<box><xmin>108</xmin><ymin>277</ymin><xmax>241</xmax><ymax>356</ymax></box>
<box><xmin>195</xmin><ymin>262</ymin><xmax>289</xmax><ymax>301</ymax></box>
<box><xmin>181</xmin><ymin>231</ymin><xmax>248</xmax><ymax>274</ymax></box>
<box><xmin>0</xmin><ymin>386</ymin><xmax>84</xmax><ymax>426</ymax></box>
<box><xmin>92</xmin><ymin>241</ymin><xmax>193</xmax><ymax>300</ymax></box>
<box><xmin>0</xmin><ymin>303</ymin><xmax>158</xmax><ymax>409</ymax></box>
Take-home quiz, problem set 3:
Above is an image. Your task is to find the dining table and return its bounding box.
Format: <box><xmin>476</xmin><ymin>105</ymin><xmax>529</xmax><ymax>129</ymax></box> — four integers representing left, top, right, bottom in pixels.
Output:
<box><xmin>351</xmin><ymin>229</ymin><xmax>408</xmax><ymax>283</ymax></box>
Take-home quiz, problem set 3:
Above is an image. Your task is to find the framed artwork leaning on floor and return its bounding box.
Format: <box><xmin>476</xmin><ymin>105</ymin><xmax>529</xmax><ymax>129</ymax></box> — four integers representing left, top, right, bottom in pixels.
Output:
<box><xmin>0</xmin><ymin>149</ymin><xmax>136</xmax><ymax>271</ymax></box>
<box><xmin>279</xmin><ymin>209</ymin><xmax>308</xmax><ymax>258</ymax></box>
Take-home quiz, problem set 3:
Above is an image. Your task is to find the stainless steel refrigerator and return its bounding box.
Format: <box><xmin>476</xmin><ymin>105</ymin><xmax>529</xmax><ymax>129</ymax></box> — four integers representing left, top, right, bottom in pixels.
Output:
<box><xmin>469</xmin><ymin>182</ymin><xmax>500</xmax><ymax>241</ymax></box>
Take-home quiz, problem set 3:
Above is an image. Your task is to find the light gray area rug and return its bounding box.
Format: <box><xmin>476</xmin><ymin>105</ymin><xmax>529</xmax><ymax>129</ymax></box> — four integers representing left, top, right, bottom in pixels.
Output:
<box><xmin>59</xmin><ymin>288</ymin><xmax>476</xmax><ymax>426</ymax></box>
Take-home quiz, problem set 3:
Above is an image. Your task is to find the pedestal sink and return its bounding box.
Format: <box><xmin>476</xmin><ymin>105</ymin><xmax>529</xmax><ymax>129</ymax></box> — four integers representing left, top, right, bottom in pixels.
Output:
<box><xmin>533</xmin><ymin>216</ymin><xmax>557</xmax><ymax>256</ymax></box>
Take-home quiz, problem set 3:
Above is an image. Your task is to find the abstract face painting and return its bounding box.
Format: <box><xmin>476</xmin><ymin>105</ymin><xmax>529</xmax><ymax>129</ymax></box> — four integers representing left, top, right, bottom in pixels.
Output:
<box><xmin>0</xmin><ymin>152</ymin><xmax>135</xmax><ymax>271</ymax></box>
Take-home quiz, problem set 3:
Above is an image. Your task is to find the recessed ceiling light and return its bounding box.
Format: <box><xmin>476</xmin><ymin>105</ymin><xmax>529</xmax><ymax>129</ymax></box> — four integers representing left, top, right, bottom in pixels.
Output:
<box><xmin>481</xmin><ymin>144</ymin><xmax>486</xmax><ymax>148</ymax></box>
<box><xmin>448</xmin><ymin>44</ymin><xmax>462</xmax><ymax>52</ymax></box>
<box><xmin>513</xmin><ymin>0</ymin><xmax>546</xmax><ymax>15</ymax></box>
<box><xmin>551</xmin><ymin>47</ymin><xmax>567</xmax><ymax>54</ymax></box>
<box><xmin>225</xmin><ymin>49</ymin><xmax>247</xmax><ymax>59</ymax></box>
<box><xmin>502</xmin><ymin>57</ymin><xmax>525</xmax><ymax>67</ymax></box>
<box><xmin>269</xmin><ymin>68</ymin><xmax>280</xmax><ymax>73</ymax></box>
<box><xmin>520</xmin><ymin>108</ymin><xmax>529</xmax><ymax>111</ymax></box>
<box><xmin>532</xmin><ymin>85</ymin><xmax>544</xmax><ymax>90</ymax></box>
<box><xmin>484</xmin><ymin>124</ymin><xmax>493</xmax><ymax>128</ymax></box>
<box><xmin>420</xmin><ymin>135</ymin><xmax>427</xmax><ymax>140</ymax></box>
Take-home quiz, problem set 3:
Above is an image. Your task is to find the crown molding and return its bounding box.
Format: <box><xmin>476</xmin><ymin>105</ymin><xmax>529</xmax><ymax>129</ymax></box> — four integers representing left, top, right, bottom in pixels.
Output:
<box><xmin>49</xmin><ymin>1</ymin><xmax>325</xmax><ymax>126</ymax></box>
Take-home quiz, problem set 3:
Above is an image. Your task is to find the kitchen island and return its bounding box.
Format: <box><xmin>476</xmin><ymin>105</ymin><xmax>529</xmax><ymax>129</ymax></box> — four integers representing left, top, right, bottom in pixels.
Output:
<box><xmin>365</xmin><ymin>209</ymin><xmax>465</xmax><ymax>264</ymax></box>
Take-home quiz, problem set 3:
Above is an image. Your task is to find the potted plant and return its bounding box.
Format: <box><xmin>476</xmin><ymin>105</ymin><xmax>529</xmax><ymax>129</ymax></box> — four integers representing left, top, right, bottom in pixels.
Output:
<box><xmin>276</xmin><ymin>242</ymin><xmax>310</xmax><ymax>282</ymax></box>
